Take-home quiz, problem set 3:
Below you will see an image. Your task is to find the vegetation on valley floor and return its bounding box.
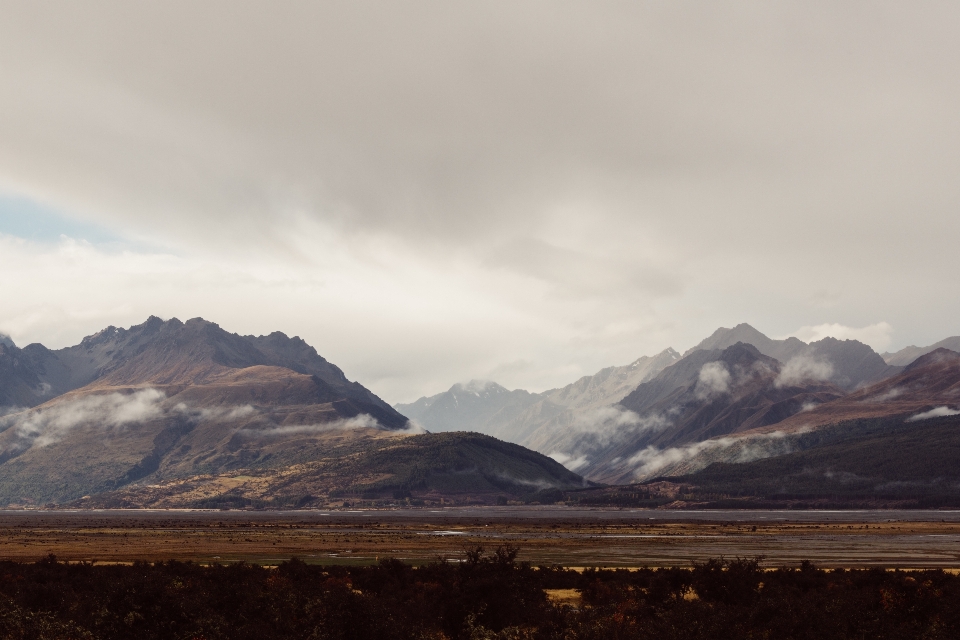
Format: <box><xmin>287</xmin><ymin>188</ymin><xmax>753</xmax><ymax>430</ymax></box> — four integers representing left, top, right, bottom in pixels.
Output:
<box><xmin>2</xmin><ymin>548</ymin><xmax>960</xmax><ymax>639</ymax></box>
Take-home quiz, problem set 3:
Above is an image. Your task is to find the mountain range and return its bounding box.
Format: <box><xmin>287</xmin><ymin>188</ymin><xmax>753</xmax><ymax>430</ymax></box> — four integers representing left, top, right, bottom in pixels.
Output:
<box><xmin>0</xmin><ymin>317</ymin><xmax>585</xmax><ymax>507</ymax></box>
<box><xmin>398</xmin><ymin>324</ymin><xmax>960</xmax><ymax>502</ymax></box>
<box><xmin>3</xmin><ymin>317</ymin><xmax>959</xmax><ymax>509</ymax></box>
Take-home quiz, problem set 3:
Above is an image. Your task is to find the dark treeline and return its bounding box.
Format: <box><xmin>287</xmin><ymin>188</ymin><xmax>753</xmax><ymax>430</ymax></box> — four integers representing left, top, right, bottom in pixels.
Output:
<box><xmin>1</xmin><ymin>550</ymin><xmax>960</xmax><ymax>639</ymax></box>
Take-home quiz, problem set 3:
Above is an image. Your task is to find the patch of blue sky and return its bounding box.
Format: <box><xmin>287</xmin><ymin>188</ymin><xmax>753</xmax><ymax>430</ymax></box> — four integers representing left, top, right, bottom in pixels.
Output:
<box><xmin>0</xmin><ymin>193</ymin><xmax>125</xmax><ymax>246</ymax></box>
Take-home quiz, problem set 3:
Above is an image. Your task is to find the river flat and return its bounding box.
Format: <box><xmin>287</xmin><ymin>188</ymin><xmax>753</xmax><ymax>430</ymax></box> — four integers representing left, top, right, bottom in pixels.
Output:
<box><xmin>0</xmin><ymin>508</ymin><xmax>958</xmax><ymax>567</ymax></box>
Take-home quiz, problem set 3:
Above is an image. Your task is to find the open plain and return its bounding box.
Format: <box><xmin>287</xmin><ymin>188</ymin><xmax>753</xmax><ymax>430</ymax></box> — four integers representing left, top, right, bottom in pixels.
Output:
<box><xmin>1</xmin><ymin>508</ymin><xmax>960</xmax><ymax>568</ymax></box>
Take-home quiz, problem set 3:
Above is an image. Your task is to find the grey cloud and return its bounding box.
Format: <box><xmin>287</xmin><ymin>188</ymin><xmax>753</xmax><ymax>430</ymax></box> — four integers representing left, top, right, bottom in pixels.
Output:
<box><xmin>1</xmin><ymin>3</ymin><xmax>960</xmax><ymax>401</ymax></box>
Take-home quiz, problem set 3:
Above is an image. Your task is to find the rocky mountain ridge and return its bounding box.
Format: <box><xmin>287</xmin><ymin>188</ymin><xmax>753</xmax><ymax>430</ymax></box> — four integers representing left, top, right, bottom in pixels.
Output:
<box><xmin>0</xmin><ymin>317</ymin><xmax>584</xmax><ymax>506</ymax></box>
<box><xmin>882</xmin><ymin>336</ymin><xmax>960</xmax><ymax>367</ymax></box>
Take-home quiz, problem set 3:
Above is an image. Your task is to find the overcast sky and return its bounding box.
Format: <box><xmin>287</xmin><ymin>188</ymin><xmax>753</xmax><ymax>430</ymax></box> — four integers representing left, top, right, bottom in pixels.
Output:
<box><xmin>1</xmin><ymin>2</ymin><xmax>958</xmax><ymax>403</ymax></box>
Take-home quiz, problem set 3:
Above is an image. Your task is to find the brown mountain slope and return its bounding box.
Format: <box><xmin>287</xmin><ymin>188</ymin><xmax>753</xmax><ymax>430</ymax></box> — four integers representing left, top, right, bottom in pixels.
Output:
<box><xmin>610</xmin><ymin>348</ymin><xmax>960</xmax><ymax>482</ymax></box>
<box><xmin>1</xmin><ymin>316</ymin><xmax>404</xmax><ymax>425</ymax></box>
<box><xmin>0</xmin><ymin>316</ymin><xmax>414</xmax><ymax>504</ymax></box>
<box><xmin>745</xmin><ymin>347</ymin><xmax>960</xmax><ymax>435</ymax></box>
<box><xmin>0</xmin><ymin>317</ymin><xmax>588</xmax><ymax>506</ymax></box>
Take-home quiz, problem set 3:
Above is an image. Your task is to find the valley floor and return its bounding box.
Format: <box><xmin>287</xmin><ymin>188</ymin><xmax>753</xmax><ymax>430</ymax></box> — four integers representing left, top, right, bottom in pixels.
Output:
<box><xmin>1</xmin><ymin>508</ymin><xmax>960</xmax><ymax>568</ymax></box>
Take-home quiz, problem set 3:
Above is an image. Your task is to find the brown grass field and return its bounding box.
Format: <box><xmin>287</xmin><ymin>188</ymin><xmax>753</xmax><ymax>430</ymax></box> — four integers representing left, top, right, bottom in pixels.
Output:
<box><xmin>1</xmin><ymin>508</ymin><xmax>959</xmax><ymax>569</ymax></box>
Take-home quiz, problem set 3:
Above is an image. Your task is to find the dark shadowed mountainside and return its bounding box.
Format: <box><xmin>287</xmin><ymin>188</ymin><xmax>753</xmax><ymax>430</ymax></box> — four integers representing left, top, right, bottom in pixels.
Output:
<box><xmin>0</xmin><ymin>342</ymin><xmax>53</xmax><ymax>409</ymax></box>
<box><xmin>71</xmin><ymin>431</ymin><xmax>588</xmax><ymax>508</ymax></box>
<box><xmin>664</xmin><ymin>412</ymin><xmax>960</xmax><ymax>508</ymax></box>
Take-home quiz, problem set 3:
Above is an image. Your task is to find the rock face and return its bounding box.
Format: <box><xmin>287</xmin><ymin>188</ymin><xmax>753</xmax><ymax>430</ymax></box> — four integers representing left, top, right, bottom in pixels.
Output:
<box><xmin>395</xmin><ymin>348</ymin><xmax>682</xmax><ymax>448</ymax></box>
<box><xmin>682</xmin><ymin>323</ymin><xmax>807</xmax><ymax>362</ymax></box>
<box><xmin>1</xmin><ymin>316</ymin><xmax>403</xmax><ymax>426</ymax></box>
<box><xmin>395</xmin><ymin>380</ymin><xmax>541</xmax><ymax>435</ymax></box>
<box><xmin>507</xmin><ymin>349</ymin><xmax>681</xmax><ymax>446</ymax></box>
<box><xmin>0</xmin><ymin>342</ymin><xmax>49</xmax><ymax>409</ymax></box>
<box><xmin>883</xmin><ymin>336</ymin><xmax>960</xmax><ymax>366</ymax></box>
<box><xmin>388</xmin><ymin>324</ymin><xmax>906</xmax><ymax>484</ymax></box>
<box><xmin>684</xmin><ymin>324</ymin><xmax>899</xmax><ymax>390</ymax></box>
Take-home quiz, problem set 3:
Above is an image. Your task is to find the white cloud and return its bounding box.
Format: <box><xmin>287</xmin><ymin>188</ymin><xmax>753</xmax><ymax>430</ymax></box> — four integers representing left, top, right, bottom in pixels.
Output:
<box><xmin>2</xmin><ymin>388</ymin><xmax>165</xmax><ymax>450</ymax></box>
<box><xmin>548</xmin><ymin>452</ymin><xmax>589</xmax><ymax>472</ymax></box>
<box><xmin>237</xmin><ymin>413</ymin><xmax>389</xmax><ymax>436</ymax></box>
<box><xmin>695</xmin><ymin>362</ymin><xmax>731</xmax><ymax>399</ymax></box>
<box><xmin>627</xmin><ymin>430</ymin><xmax>796</xmax><ymax>480</ymax></box>
<box><xmin>784</xmin><ymin>322</ymin><xmax>894</xmax><ymax>352</ymax></box>
<box><xmin>906</xmin><ymin>406</ymin><xmax>960</xmax><ymax>422</ymax></box>
<box><xmin>775</xmin><ymin>355</ymin><xmax>834</xmax><ymax>388</ymax></box>
<box><xmin>0</xmin><ymin>4</ymin><xmax>959</xmax><ymax>404</ymax></box>
<box><xmin>0</xmin><ymin>390</ymin><xmax>413</xmax><ymax>456</ymax></box>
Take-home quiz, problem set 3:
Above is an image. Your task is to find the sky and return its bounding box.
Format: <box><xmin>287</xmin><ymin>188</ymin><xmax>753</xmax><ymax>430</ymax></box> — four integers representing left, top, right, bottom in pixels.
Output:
<box><xmin>1</xmin><ymin>2</ymin><xmax>959</xmax><ymax>404</ymax></box>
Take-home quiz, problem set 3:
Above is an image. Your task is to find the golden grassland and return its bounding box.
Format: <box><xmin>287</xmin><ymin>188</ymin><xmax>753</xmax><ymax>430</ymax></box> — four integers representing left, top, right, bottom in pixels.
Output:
<box><xmin>1</xmin><ymin>511</ymin><xmax>959</xmax><ymax>569</ymax></box>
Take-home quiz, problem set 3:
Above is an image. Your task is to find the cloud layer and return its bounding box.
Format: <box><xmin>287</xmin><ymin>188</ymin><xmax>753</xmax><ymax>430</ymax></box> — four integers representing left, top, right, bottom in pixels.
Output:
<box><xmin>775</xmin><ymin>355</ymin><xmax>835</xmax><ymax>388</ymax></box>
<box><xmin>1</xmin><ymin>389</ymin><xmax>165</xmax><ymax>452</ymax></box>
<box><xmin>0</xmin><ymin>389</ymin><xmax>398</xmax><ymax>456</ymax></box>
<box><xmin>1</xmin><ymin>3</ymin><xmax>959</xmax><ymax>401</ymax></box>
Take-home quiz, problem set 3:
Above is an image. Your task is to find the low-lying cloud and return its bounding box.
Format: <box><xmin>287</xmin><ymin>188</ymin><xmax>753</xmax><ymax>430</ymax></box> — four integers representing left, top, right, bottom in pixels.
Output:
<box><xmin>863</xmin><ymin>387</ymin><xmax>903</xmax><ymax>403</ymax></box>
<box><xmin>626</xmin><ymin>430</ymin><xmax>798</xmax><ymax>481</ymax></box>
<box><xmin>0</xmin><ymin>389</ymin><xmax>410</xmax><ymax>456</ymax></box>
<box><xmin>695</xmin><ymin>362</ymin><xmax>731</xmax><ymax>400</ymax></box>
<box><xmin>548</xmin><ymin>452</ymin><xmax>589</xmax><ymax>472</ymax></box>
<box><xmin>172</xmin><ymin>403</ymin><xmax>257</xmax><ymax>422</ymax></box>
<box><xmin>568</xmin><ymin>405</ymin><xmax>671</xmax><ymax>446</ymax></box>
<box><xmin>238</xmin><ymin>413</ymin><xmax>384</xmax><ymax>437</ymax></box>
<box><xmin>906</xmin><ymin>406</ymin><xmax>960</xmax><ymax>422</ymax></box>
<box><xmin>537</xmin><ymin>405</ymin><xmax>672</xmax><ymax>473</ymax></box>
<box><xmin>0</xmin><ymin>388</ymin><xmax>165</xmax><ymax>451</ymax></box>
<box><xmin>775</xmin><ymin>355</ymin><xmax>834</xmax><ymax>388</ymax></box>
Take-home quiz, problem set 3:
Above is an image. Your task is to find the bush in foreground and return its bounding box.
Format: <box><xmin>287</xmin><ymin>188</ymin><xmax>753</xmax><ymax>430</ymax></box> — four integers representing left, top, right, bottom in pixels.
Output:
<box><xmin>0</xmin><ymin>551</ymin><xmax>959</xmax><ymax>639</ymax></box>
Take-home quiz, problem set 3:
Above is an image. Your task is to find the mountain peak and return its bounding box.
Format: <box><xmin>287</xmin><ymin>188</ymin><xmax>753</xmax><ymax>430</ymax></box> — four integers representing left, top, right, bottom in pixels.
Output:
<box><xmin>903</xmin><ymin>347</ymin><xmax>960</xmax><ymax>373</ymax></box>
<box><xmin>0</xmin><ymin>333</ymin><xmax>14</xmax><ymax>349</ymax></box>
<box><xmin>718</xmin><ymin>341</ymin><xmax>766</xmax><ymax>363</ymax></box>
<box><xmin>683</xmin><ymin>323</ymin><xmax>811</xmax><ymax>367</ymax></box>
<box><xmin>883</xmin><ymin>336</ymin><xmax>960</xmax><ymax>367</ymax></box>
<box><xmin>452</xmin><ymin>379</ymin><xmax>506</xmax><ymax>395</ymax></box>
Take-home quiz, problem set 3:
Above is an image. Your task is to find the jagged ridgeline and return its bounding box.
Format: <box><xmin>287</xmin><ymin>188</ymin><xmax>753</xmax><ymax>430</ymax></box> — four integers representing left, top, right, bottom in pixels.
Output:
<box><xmin>396</xmin><ymin>322</ymin><xmax>960</xmax><ymax>505</ymax></box>
<box><xmin>0</xmin><ymin>317</ymin><xmax>586</xmax><ymax>507</ymax></box>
